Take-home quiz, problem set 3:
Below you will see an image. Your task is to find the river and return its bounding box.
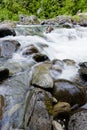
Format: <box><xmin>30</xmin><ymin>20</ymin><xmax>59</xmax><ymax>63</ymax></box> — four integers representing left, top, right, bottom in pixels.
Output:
<box><xmin>0</xmin><ymin>25</ymin><xmax>87</xmax><ymax>130</ymax></box>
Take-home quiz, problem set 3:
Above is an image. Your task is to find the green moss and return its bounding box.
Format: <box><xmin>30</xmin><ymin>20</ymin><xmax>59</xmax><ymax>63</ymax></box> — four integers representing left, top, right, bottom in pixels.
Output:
<box><xmin>45</xmin><ymin>94</ymin><xmax>53</xmax><ymax>115</ymax></box>
<box><xmin>72</xmin><ymin>15</ymin><xmax>80</xmax><ymax>22</ymax></box>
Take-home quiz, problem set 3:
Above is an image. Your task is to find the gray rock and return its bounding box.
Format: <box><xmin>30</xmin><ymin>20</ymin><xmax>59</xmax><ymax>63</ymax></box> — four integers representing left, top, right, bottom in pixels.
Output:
<box><xmin>68</xmin><ymin>110</ymin><xmax>87</xmax><ymax>130</ymax></box>
<box><xmin>31</xmin><ymin>62</ymin><xmax>53</xmax><ymax>89</ymax></box>
<box><xmin>24</xmin><ymin>88</ymin><xmax>53</xmax><ymax>130</ymax></box>
<box><xmin>0</xmin><ymin>40</ymin><xmax>20</xmax><ymax>58</ymax></box>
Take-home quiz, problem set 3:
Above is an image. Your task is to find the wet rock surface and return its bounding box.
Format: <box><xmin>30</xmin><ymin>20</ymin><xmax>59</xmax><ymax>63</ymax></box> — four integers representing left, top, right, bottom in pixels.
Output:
<box><xmin>0</xmin><ymin>40</ymin><xmax>20</xmax><ymax>58</ymax></box>
<box><xmin>31</xmin><ymin>62</ymin><xmax>53</xmax><ymax>89</ymax></box>
<box><xmin>24</xmin><ymin>88</ymin><xmax>53</xmax><ymax>130</ymax></box>
<box><xmin>79</xmin><ymin>62</ymin><xmax>87</xmax><ymax>81</ymax></box>
<box><xmin>0</xmin><ymin>24</ymin><xmax>16</xmax><ymax>38</ymax></box>
<box><xmin>22</xmin><ymin>44</ymin><xmax>39</xmax><ymax>56</ymax></box>
<box><xmin>52</xmin><ymin>79</ymin><xmax>86</xmax><ymax>107</ymax></box>
<box><xmin>68</xmin><ymin>109</ymin><xmax>87</xmax><ymax>130</ymax></box>
<box><xmin>33</xmin><ymin>53</ymin><xmax>49</xmax><ymax>62</ymax></box>
<box><xmin>0</xmin><ymin>24</ymin><xmax>87</xmax><ymax>130</ymax></box>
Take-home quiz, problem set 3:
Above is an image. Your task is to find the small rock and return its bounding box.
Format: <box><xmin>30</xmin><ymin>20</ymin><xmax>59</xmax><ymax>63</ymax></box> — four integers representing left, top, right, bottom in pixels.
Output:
<box><xmin>0</xmin><ymin>40</ymin><xmax>20</xmax><ymax>58</ymax></box>
<box><xmin>0</xmin><ymin>24</ymin><xmax>16</xmax><ymax>38</ymax></box>
<box><xmin>46</xmin><ymin>26</ymin><xmax>54</xmax><ymax>33</ymax></box>
<box><xmin>22</xmin><ymin>44</ymin><xmax>39</xmax><ymax>56</ymax></box>
<box><xmin>0</xmin><ymin>67</ymin><xmax>9</xmax><ymax>81</ymax></box>
<box><xmin>53</xmin><ymin>102</ymin><xmax>71</xmax><ymax>119</ymax></box>
<box><xmin>79</xmin><ymin>62</ymin><xmax>87</xmax><ymax>81</ymax></box>
<box><xmin>33</xmin><ymin>53</ymin><xmax>49</xmax><ymax>62</ymax></box>
<box><xmin>52</xmin><ymin>120</ymin><xmax>64</xmax><ymax>130</ymax></box>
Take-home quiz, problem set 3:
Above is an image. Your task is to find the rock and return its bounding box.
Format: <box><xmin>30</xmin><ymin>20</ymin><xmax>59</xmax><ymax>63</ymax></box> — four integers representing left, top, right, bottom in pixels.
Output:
<box><xmin>41</xmin><ymin>19</ymin><xmax>58</xmax><ymax>25</ymax></box>
<box><xmin>46</xmin><ymin>26</ymin><xmax>54</xmax><ymax>33</ymax></box>
<box><xmin>4</xmin><ymin>61</ymin><xmax>23</xmax><ymax>76</ymax></box>
<box><xmin>52</xmin><ymin>79</ymin><xmax>86</xmax><ymax>107</ymax></box>
<box><xmin>53</xmin><ymin>102</ymin><xmax>71</xmax><ymax>119</ymax></box>
<box><xmin>0</xmin><ymin>67</ymin><xmax>9</xmax><ymax>81</ymax></box>
<box><xmin>0</xmin><ymin>70</ymin><xmax>32</xmax><ymax>129</ymax></box>
<box><xmin>52</xmin><ymin>120</ymin><xmax>64</xmax><ymax>130</ymax></box>
<box><xmin>0</xmin><ymin>95</ymin><xmax>5</xmax><ymax>120</ymax></box>
<box><xmin>24</xmin><ymin>88</ymin><xmax>53</xmax><ymax>130</ymax></box>
<box><xmin>19</xmin><ymin>15</ymin><xmax>40</xmax><ymax>25</ymax></box>
<box><xmin>31</xmin><ymin>62</ymin><xmax>53</xmax><ymax>89</ymax></box>
<box><xmin>53</xmin><ymin>102</ymin><xmax>71</xmax><ymax>129</ymax></box>
<box><xmin>68</xmin><ymin>109</ymin><xmax>87</xmax><ymax>130</ymax></box>
<box><xmin>79</xmin><ymin>62</ymin><xmax>87</xmax><ymax>81</ymax></box>
<box><xmin>22</xmin><ymin>44</ymin><xmax>39</xmax><ymax>56</ymax></box>
<box><xmin>0</xmin><ymin>40</ymin><xmax>20</xmax><ymax>58</ymax></box>
<box><xmin>57</xmin><ymin>15</ymin><xmax>72</xmax><ymax>25</ymax></box>
<box><xmin>0</xmin><ymin>24</ymin><xmax>16</xmax><ymax>38</ymax></box>
<box><xmin>33</xmin><ymin>53</ymin><xmax>49</xmax><ymax>62</ymax></box>
<box><xmin>62</xmin><ymin>22</ymin><xmax>73</xmax><ymax>28</ymax></box>
<box><xmin>50</xmin><ymin>59</ymin><xmax>64</xmax><ymax>80</ymax></box>
<box><xmin>63</xmin><ymin>59</ymin><xmax>76</xmax><ymax>66</ymax></box>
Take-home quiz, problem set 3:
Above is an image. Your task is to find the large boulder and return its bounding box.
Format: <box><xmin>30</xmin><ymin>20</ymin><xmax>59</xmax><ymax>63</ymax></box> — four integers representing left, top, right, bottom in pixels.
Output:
<box><xmin>0</xmin><ymin>40</ymin><xmax>20</xmax><ymax>58</ymax></box>
<box><xmin>52</xmin><ymin>79</ymin><xmax>86</xmax><ymax>107</ymax></box>
<box><xmin>0</xmin><ymin>70</ymin><xmax>32</xmax><ymax>130</ymax></box>
<box><xmin>24</xmin><ymin>88</ymin><xmax>53</xmax><ymax>130</ymax></box>
<box><xmin>31</xmin><ymin>62</ymin><xmax>53</xmax><ymax>89</ymax></box>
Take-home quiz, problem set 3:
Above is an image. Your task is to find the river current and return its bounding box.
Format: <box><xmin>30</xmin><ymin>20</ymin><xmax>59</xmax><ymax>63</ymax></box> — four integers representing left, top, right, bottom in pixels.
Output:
<box><xmin>0</xmin><ymin>25</ymin><xmax>87</xmax><ymax>130</ymax></box>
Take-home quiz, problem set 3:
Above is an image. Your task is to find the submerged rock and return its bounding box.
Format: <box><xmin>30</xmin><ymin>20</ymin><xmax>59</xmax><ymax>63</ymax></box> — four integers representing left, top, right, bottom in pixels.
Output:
<box><xmin>53</xmin><ymin>79</ymin><xmax>86</xmax><ymax>107</ymax></box>
<box><xmin>22</xmin><ymin>44</ymin><xmax>39</xmax><ymax>56</ymax></box>
<box><xmin>31</xmin><ymin>62</ymin><xmax>53</xmax><ymax>89</ymax></box>
<box><xmin>63</xmin><ymin>59</ymin><xmax>76</xmax><ymax>66</ymax></box>
<box><xmin>24</xmin><ymin>88</ymin><xmax>53</xmax><ymax>130</ymax></box>
<box><xmin>50</xmin><ymin>59</ymin><xmax>64</xmax><ymax>80</ymax></box>
<box><xmin>0</xmin><ymin>40</ymin><xmax>20</xmax><ymax>58</ymax></box>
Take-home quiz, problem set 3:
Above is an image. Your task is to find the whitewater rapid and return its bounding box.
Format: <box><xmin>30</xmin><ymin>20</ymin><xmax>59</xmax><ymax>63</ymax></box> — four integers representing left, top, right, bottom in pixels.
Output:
<box><xmin>1</xmin><ymin>25</ymin><xmax>87</xmax><ymax>80</ymax></box>
<box><xmin>10</xmin><ymin>26</ymin><xmax>87</xmax><ymax>63</ymax></box>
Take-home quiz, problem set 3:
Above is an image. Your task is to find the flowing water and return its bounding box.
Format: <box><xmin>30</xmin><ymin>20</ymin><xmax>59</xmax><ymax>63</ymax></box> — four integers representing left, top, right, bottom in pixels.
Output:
<box><xmin>9</xmin><ymin>25</ymin><xmax>87</xmax><ymax>80</ymax></box>
<box><xmin>0</xmin><ymin>25</ymin><xmax>87</xmax><ymax>129</ymax></box>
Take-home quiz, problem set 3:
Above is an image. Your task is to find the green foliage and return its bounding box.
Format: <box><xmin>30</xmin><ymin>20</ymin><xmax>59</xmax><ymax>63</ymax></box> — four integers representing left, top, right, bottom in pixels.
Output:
<box><xmin>0</xmin><ymin>0</ymin><xmax>87</xmax><ymax>21</ymax></box>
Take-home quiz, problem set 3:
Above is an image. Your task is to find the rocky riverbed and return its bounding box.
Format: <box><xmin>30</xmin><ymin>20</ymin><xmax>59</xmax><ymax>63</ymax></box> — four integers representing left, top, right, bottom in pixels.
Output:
<box><xmin>0</xmin><ymin>22</ymin><xmax>87</xmax><ymax>130</ymax></box>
